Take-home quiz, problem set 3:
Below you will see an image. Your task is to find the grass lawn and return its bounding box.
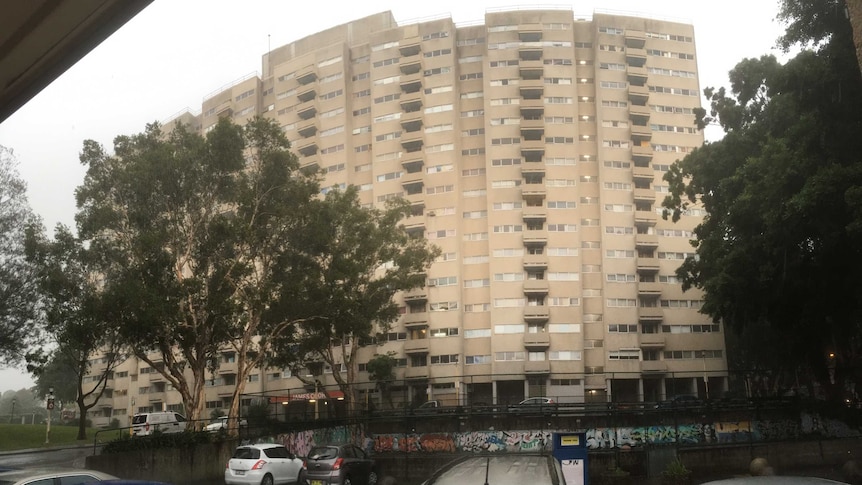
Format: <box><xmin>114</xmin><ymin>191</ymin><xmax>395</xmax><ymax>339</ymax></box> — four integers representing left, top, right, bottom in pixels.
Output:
<box><xmin>0</xmin><ymin>424</ymin><xmax>122</xmax><ymax>452</ymax></box>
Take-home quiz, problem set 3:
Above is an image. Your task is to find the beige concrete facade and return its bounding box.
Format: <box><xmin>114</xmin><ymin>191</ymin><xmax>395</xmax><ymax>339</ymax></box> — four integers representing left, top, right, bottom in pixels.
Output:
<box><xmin>86</xmin><ymin>9</ymin><xmax>727</xmax><ymax>427</ymax></box>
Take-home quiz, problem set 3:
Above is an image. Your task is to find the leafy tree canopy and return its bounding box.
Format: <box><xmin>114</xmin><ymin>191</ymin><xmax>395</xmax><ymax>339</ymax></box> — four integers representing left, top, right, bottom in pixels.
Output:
<box><xmin>0</xmin><ymin>146</ymin><xmax>39</xmax><ymax>367</ymax></box>
<box><xmin>663</xmin><ymin>0</ymin><xmax>862</xmax><ymax>397</ymax></box>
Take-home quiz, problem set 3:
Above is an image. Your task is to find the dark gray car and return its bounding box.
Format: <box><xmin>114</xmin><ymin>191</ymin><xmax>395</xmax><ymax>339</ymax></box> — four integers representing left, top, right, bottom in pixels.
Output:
<box><xmin>303</xmin><ymin>444</ymin><xmax>377</xmax><ymax>485</ymax></box>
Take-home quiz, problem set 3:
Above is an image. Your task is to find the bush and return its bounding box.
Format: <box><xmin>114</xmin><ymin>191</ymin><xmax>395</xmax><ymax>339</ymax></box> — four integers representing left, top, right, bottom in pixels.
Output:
<box><xmin>662</xmin><ymin>459</ymin><xmax>691</xmax><ymax>485</ymax></box>
<box><xmin>102</xmin><ymin>430</ymin><xmax>214</xmax><ymax>454</ymax></box>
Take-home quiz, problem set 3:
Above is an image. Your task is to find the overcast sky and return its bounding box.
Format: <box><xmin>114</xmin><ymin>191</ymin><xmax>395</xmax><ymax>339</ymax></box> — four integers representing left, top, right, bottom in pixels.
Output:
<box><xmin>0</xmin><ymin>0</ymin><xmax>789</xmax><ymax>392</ymax></box>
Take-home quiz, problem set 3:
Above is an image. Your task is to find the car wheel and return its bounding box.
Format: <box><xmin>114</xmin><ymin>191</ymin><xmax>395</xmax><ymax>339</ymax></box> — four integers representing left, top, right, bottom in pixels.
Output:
<box><xmin>261</xmin><ymin>473</ymin><xmax>274</xmax><ymax>485</ymax></box>
<box><xmin>368</xmin><ymin>470</ymin><xmax>378</xmax><ymax>485</ymax></box>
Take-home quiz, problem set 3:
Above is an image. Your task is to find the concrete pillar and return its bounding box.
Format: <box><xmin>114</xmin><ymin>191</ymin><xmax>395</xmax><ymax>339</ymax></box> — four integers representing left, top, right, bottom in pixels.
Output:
<box><xmin>660</xmin><ymin>377</ymin><xmax>667</xmax><ymax>401</ymax></box>
<box><xmin>637</xmin><ymin>378</ymin><xmax>645</xmax><ymax>402</ymax></box>
<box><xmin>492</xmin><ymin>380</ymin><xmax>498</xmax><ymax>405</ymax></box>
<box><xmin>606</xmin><ymin>377</ymin><xmax>613</xmax><ymax>402</ymax></box>
<box><xmin>524</xmin><ymin>380</ymin><xmax>530</xmax><ymax>399</ymax></box>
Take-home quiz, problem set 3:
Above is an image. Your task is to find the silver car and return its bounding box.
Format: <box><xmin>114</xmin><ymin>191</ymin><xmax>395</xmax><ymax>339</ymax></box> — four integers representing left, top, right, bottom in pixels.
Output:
<box><xmin>0</xmin><ymin>467</ymin><xmax>118</xmax><ymax>485</ymax></box>
<box><xmin>225</xmin><ymin>443</ymin><xmax>304</xmax><ymax>485</ymax></box>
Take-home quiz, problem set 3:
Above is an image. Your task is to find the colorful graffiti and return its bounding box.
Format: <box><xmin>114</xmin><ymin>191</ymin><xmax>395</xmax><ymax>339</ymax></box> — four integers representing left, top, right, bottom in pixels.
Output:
<box><xmin>273</xmin><ymin>412</ymin><xmax>861</xmax><ymax>455</ymax></box>
<box><xmin>369</xmin><ymin>430</ymin><xmax>552</xmax><ymax>453</ymax></box>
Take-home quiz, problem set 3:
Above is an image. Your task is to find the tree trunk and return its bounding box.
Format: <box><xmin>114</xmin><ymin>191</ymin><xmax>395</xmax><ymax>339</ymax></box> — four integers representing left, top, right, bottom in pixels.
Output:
<box><xmin>847</xmin><ymin>0</ymin><xmax>862</xmax><ymax>76</ymax></box>
<box><xmin>76</xmin><ymin>397</ymin><xmax>88</xmax><ymax>440</ymax></box>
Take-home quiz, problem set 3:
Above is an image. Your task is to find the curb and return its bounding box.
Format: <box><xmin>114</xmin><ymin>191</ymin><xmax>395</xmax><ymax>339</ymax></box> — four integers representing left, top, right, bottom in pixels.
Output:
<box><xmin>0</xmin><ymin>442</ymin><xmax>97</xmax><ymax>457</ymax></box>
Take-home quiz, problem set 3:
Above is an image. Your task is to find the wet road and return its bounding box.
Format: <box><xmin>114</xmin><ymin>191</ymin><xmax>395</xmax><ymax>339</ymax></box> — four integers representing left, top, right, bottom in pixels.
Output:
<box><xmin>0</xmin><ymin>445</ymin><xmax>95</xmax><ymax>469</ymax></box>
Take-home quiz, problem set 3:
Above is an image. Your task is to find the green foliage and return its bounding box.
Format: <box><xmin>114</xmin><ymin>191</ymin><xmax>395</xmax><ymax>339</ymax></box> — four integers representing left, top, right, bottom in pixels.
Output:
<box><xmin>270</xmin><ymin>188</ymin><xmax>438</xmax><ymax>405</ymax></box>
<box><xmin>366</xmin><ymin>353</ymin><xmax>397</xmax><ymax>385</ymax></box>
<box><xmin>663</xmin><ymin>459</ymin><xmax>690</xmax><ymax>477</ymax></box>
<box><xmin>0</xmin><ymin>146</ymin><xmax>40</xmax><ymax>366</ymax></box>
<box><xmin>244</xmin><ymin>401</ymin><xmax>271</xmax><ymax>428</ymax></box>
<box><xmin>663</xmin><ymin>1</ymin><xmax>862</xmax><ymax>397</ymax></box>
<box><xmin>73</xmin><ymin>117</ymin><xmax>320</xmax><ymax>422</ymax></box>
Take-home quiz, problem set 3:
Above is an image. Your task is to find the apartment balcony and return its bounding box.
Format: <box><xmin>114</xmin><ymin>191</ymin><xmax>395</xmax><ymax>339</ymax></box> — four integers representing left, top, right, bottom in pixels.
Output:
<box><xmin>401</xmin><ymin>172</ymin><xmax>424</xmax><ymax>189</ymax></box>
<box><xmin>632</xmin><ymin>165</ymin><xmax>654</xmax><ymax>182</ymax></box>
<box><xmin>520</xmin><ymin>84</ymin><xmax>544</xmax><ymax>100</ymax></box>
<box><xmin>635</xmin><ymin>210</ymin><xmax>658</xmax><ymax>226</ymax></box>
<box><xmin>522</xmin><ymin>255</ymin><xmax>549</xmax><ymax>271</ymax></box>
<box><xmin>400</xmin><ymin>59</ymin><xmax>422</xmax><ymax>76</ymax></box>
<box><xmin>633</xmin><ymin>187</ymin><xmax>655</xmax><ymax>204</ymax></box>
<box><xmin>296</xmin><ymin>66</ymin><xmax>317</xmax><ymax>85</ymax></box>
<box><xmin>399</xmin><ymin>37</ymin><xmax>421</xmax><ymax>57</ymax></box>
<box><xmin>297</xmin><ymin>105</ymin><xmax>317</xmax><ymax>120</ymax></box>
<box><xmin>639</xmin><ymin>335</ymin><xmax>666</xmax><ymax>349</ymax></box>
<box><xmin>521</xmin><ymin>206</ymin><xmax>547</xmax><ymax>222</ymax></box>
<box><xmin>627</xmin><ymin>65</ymin><xmax>648</xmax><ymax>87</ymax></box>
<box><xmin>518</xmin><ymin>23</ymin><xmax>542</xmax><ymax>42</ymax></box>
<box><xmin>297</xmin><ymin>120</ymin><xmax>318</xmax><ymax>138</ymax></box>
<box><xmin>401</xmin><ymin>157</ymin><xmax>424</xmax><ymax>173</ymax></box>
<box><xmin>520</xmin><ymin>105</ymin><xmax>544</xmax><ymax>120</ymax></box>
<box><xmin>404</xmin><ymin>314</ymin><xmax>428</xmax><ymax>328</ymax></box>
<box><xmin>521</xmin><ymin>146</ymin><xmax>545</xmax><ymax>163</ymax></box>
<box><xmin>405</xmin><ymin>366</ymin><xmax>429</xmax><ymax>379</ymax></box>
<box><xmin>635</xmin><ymin>234</ymin><xmax>658</xmax><ymax>249</ymax></box>
<box><xmin>638</xmin><ymin>306</ymin><xmax>663</xmax><ymax>320</ymax></box>
<box><xmin>641</xmin><ymin>361</ymin><xmax>668</xmax><ymax>373</ymax></box>
<box><xmin>403</xmin><ymin>288</ymin><xmax>428</xmax><ymax>303</ymax></box>
<box><xmin>524</xmin><ymin>308</ymin><xmax>550</xmax><ymax>325</ymax></box>
<box><xmin>401</xmin><ymin>217</ymin><xmax>425</xmax><ymax>238</ymax></box>
<box><xmin>523</xmin><ymin>332</ymin><xmax>550</xmax><ymax>349</ymax></box>
<box><xmin>521</xmin><ymin>184</ymin><xmax>546</xmax><ymax>200</ymax></box>
<box><xmin>631</xmin><ymin>125</ymin><xmax>652</xmax><ymax>146</ymax></box>
<box><xmin>400</xmin><ymin>76</ymin><xmax>422</xmax><ymax>94</ymax></box>
<box><xmin>636</xmin><ymin>257</ymin><xmax>660</xmax><ymax>274</ymax></box>
<box><xmin>297</xmin><ymin>87</ymin><xmax>316</xmax><ymax>103</ymax></box>
<box><xmin>301</xmin><ymin>158</ymin><xmax>319</xmax><ymax>173</ymax></box>
<box><xmin>626</xmin><ymin>47</ymin><xmax>647</xmax><ymax>68</ymax></box>
<box><xmin>629</xmin><ymin>104</ymin><xmax>650</xmax><ymax>124</ymax></box>
<box><xmin>400</xmin><ymin>94</ymin><xmax>423</xmax><ymax>113</ymax></box>
<box><xmin>400</xmin><ymin>111</ymin><xmax>423</xmax><ymax>132</ymax></box>
<box><xmin>404</xmin><ymin>339</ymin><xmax>430</xmax><ymax>354</ymax></box>
<box><xmin>401</xmin><ymin>134</ymin><xmax>423</xmax><ymax>153</ymax></box>
<box><xmin>519</xmin><ymin>62</ymin><xmax>543</xmax><ymax>80</ymax></box>
<box><xmin>523</xmin><ymin>280</ymin><xmax>550</xmax><ymax>295</ymax></box>
<box><xmin>631</xmin><ymin>144</ymin><xmax>653</xmax><ymax>164</ymax></box>
<box><xmin>148</xmin><ymin>392</ymin><xmax>166</xmax><ymax>403</ymax></box>
<box><xmin>522</xmin><ymin>229</ymin><xmax>548</xmax><ymax>246</ymax></box>
<box><xmin>405</xmin><ymin>192</ymin><xmax>424</xmax><ymax>206</ymax></box>
<box><xmin>297</xmin><ymin>140</ymin><xmax>318</xmax><ymax>157</ymax></box>
<box><xmin>628</xmin><ymin>84</ymin><xmax>649</xmax><ymax>105</ymax></box>
<box><xmin>214</xmin><ymin>101</ymin><xmax>232</xmax><ymax>118</ymax></box>
<box><xmin>524</xmin><ymin>360</ymin><xmax>551</xmax><ymax>374</ymax></box>
<box><xmin>638</xmin><ymin>282</ymin><xmax>662</xmax><ymax>297</ymax></box>
<box><xmin>625</xmin><ymin>30</ymin><xmax>646</xmax><ymax>49</ymax></box>
<box><xmin>518</xmin><ymin>45</ymin><xmax>542</xmax><ymax>63</ymax></box>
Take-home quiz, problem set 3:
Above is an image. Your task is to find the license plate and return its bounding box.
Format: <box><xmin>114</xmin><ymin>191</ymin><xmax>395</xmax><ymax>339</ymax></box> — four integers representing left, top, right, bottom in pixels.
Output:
<box><xmin>235</xmin><ymin>471</ymin><xmax>245</xmax><ymax>476</ymax></box>
<box><xmin>310</xmin><ymin>480</ymin><xmax>323</xmax><ymax>485</ymax></box>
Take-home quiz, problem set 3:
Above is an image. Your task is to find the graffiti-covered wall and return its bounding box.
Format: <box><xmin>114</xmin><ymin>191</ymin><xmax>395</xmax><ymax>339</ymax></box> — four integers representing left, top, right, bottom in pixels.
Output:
<box><xmin>273</xmin><ymin>412</ymin><xmax>861</xmax><ymax>455</ymax></box>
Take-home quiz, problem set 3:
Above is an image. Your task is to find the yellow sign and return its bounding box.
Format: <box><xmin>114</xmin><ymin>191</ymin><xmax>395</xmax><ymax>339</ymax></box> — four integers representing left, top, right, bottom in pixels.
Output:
<box><xmin>560</xmin><ymin>435</ymin><xmax>580</xmax><ymax>446</ymax></box>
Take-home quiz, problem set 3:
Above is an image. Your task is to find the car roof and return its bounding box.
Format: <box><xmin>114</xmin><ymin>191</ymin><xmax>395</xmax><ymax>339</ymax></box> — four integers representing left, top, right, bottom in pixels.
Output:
<box><xmin>425</xmin><ymin>454</ymin><xmax>558</xmax><ymax>485</ymax></box>
<box><xmin>701</xmin><ymin>477</ymin><xmax>849</xmax><ymax>484</ymax></box>
<box><xmin>0</xmin><ymin>468</ymin><xmax>117</xmax><ymax>483</ymax></box>
<box><xmin>238</xmin><ymin>443</ymin><xmax>283</xmax><ymax>450</ymax></box>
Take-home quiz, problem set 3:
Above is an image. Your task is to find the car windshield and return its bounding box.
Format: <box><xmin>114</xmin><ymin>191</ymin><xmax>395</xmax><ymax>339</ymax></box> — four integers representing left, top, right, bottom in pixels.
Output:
<box><xmin>232</xmin><ymin>448</ymin><xmax>260</xmax><ymax>460</ymax></box>
<box><xmin>131</xmin><ymin>415</ymin><xmax>146</xmax><ymax>425</ymax></box>
<box><xmin>307</xmin><ymin>447</ymin><xmax>338</xmax><ymax>460</ymax></box>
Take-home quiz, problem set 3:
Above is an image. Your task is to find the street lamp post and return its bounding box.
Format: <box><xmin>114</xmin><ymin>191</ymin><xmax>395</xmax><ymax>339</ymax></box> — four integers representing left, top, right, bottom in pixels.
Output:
<box><xmin>701</xmin><ymin>351</ymin><xmax>710</xmax><ymax>400</ymax></box>
<box><xmin>10</xmin><ymin>398</ymin><xmax>15</xmax><ymax>424</ymax></box>
<box><xmin>306</xmin><ymin>375</ymin><xmax>319</xmax><ymax>420</ymax></box>
<box><xmin>45</xmin><ymin>387</ymin><xmax>55</xmax><ymax>445</ymax></box>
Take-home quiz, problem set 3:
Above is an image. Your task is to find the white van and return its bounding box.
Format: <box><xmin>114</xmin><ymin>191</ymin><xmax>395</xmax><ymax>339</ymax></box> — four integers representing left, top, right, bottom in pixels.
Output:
<box><xmin>131</xmin><ymin>411</ymin><xmax>187</xmax><ymax>436</ymax></box>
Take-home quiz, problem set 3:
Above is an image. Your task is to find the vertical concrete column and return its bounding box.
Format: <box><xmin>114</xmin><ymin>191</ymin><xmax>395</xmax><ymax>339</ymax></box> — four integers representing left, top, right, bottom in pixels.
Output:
<box><xmin>606</xmin><ymin>377</ymin><xmax>613</xmax><ymax>403</ymax></box>
<box><xmin>492</xmin><ymin>380</ymin><xmax>498</xmax><ymax>405</ymax></box>
<box><xmin>524</xmin><ymin>380</ymin><xmax>530</xmax><ymax>399</ymax></box>
<box><xmin>660</xmin><ymin>377</ymin><xmax>667</xmax><ymax>401</ymax></box>
<box><xmin>637</xmin><ymin>378</ymin><xmax>645</xmax><ymax>402</ymax></box>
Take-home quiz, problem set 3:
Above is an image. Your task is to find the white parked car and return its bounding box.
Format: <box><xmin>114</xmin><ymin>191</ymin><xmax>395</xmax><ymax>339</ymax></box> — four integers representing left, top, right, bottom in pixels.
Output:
<box><xmin>204</xmin><ymin>415</ymin><xmax>248</xmax><ymax>432</ymax></box>
<box><xmin>225</xmin><ymin>443</ymin><xmax>304</xmax><ymax>485</ymax></box>
<box><xmin>131</xmin><ymin>411</ymin><xmax>187</xmax><ymax>436</ymax></box>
